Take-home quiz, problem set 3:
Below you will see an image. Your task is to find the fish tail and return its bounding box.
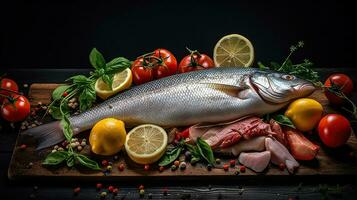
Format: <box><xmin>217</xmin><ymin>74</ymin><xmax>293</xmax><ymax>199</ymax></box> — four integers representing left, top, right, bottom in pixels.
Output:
<box><xmin>20</xmin><ymin>121</ymin><xmax>64</xmax><ymax>150</ymax></box>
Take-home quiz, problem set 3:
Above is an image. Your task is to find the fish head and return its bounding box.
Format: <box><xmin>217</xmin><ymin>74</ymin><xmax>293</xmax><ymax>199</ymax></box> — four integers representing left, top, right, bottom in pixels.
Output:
<box><xmin>250</xmin><ymin>71</ymin><xmax>315</xmax><ymax>104</ymax></box>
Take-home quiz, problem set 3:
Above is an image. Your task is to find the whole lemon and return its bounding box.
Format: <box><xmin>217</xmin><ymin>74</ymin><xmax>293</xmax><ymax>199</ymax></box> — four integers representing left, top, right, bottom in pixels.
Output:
<box><xmin>89</xmin><ymin>118</ymin><xmax>126</xmax><ymax>156</ymax></box>
<box><xmin>285</xmin><ymin>98</ymin><xmax>323</xmax><ymax>132</ymax></box>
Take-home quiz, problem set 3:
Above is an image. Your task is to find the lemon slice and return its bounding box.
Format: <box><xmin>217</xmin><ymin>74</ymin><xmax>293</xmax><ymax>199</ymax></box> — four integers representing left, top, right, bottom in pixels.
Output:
<box><xmin>125</xmin><ymin>124</ymin><xmax>168</xmax><ymax>164</ymax></box>
<box><xmin>95</xmin><ymin>68</ymin><xmax>132</xmax><ymax>100</ymax></box>
<box><xmin>213</xmin><ymin>34</ymin><xmax>254</xmax><ymax>67</ymax></box>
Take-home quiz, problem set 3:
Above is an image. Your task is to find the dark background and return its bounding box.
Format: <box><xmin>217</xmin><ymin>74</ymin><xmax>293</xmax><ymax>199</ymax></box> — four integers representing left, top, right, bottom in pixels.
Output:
<box><xmin>0</xmin><ymin>0</ymin><xmax>355</xmax><ymax>69</ymax></box>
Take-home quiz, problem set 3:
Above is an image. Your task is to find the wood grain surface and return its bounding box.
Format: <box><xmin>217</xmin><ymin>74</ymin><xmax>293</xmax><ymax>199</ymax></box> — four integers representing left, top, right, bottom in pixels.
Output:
<box><xmin>7</xmin><ymin>83</ymin><xmax>357</xmax><ymax>180</ymax></box>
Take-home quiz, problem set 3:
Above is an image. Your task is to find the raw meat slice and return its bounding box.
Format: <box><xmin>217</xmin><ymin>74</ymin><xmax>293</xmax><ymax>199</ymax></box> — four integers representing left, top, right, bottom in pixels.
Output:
<box><xmin>238</xmin><ymin>151</ymin><xmax>271</xmax><ymax>172</ymax></box>
<box><xmin>285</xmin><ymin>127</ymin><xmax>320</xmax><ymax>160</ymax></box>
<box><xmin>270</xmin><ymin>119</ymin><xmax>288</xmax><ymax>147</ymax></box>
<box><xmin>219</xmin><ymin>136</ymin><xmax>266</xmax><ymax>156</ymax></box>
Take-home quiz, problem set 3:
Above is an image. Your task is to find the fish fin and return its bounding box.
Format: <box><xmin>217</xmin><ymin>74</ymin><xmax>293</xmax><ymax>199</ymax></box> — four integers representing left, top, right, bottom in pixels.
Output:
<box><xmin>20</xmin><ymin>121</ymin><xmax>64</xmax><ymax>150</ymax></box>
<box><xmin>194</xmin><ymin>115</ymin><xmax>252</xmax><ymax>129</ymax></box>
<box><xmin>201</xmin><ymin>83</ymin><xmax>246</xmax><ymax>98</ymax></box>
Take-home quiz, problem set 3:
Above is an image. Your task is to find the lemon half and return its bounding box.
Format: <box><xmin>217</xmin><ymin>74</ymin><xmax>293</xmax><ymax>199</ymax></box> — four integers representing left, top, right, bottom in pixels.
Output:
<box><xmin>125</xmin><ymin>124</ymin><xmax>168</xmax><ymax>164</ymax></box>
<box><xmin>95</xmin><ymin>68</ymin><xmax>132</xmax><ymax>100</ymax></box>
<box><xmin>213</xmin><ymin>34</ymin><xmax>254</xmax><ymax>67</ymax></box>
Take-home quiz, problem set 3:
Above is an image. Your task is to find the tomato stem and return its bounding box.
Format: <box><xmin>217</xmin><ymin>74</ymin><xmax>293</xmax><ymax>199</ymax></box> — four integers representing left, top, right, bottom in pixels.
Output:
<box><xmin>0</xmin><ymin>87</ymin><xmax>22</xmax><ymax>95</ymax></box>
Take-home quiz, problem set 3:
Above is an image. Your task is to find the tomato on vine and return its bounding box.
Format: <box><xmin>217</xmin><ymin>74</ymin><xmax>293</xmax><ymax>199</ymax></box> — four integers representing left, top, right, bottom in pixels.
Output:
<box><xmin>324</xmin><ymin>73</ymin><xmax>354</xmax><ymax>105</ymax></box>
<box><xmin>0</xmin><ymin>77</ymin><xmax>19</xmax><ymax>103</ymax></box>
<box><xmin>178</xmin><ymin>48</ymin><xmax>215</xmax><ymax>73</ymax></box>
<box><xmin>1</xmin><ymin>94</ymin><xmax>30</xmax><ymax>122</ymax></box>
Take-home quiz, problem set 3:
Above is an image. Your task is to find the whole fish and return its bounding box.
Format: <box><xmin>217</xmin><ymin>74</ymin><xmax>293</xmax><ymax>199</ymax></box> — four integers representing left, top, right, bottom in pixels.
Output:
<box><xmin>22</xmin><ymin>67</ymin><xmax>315</xmax><ymax>149</ymax></box>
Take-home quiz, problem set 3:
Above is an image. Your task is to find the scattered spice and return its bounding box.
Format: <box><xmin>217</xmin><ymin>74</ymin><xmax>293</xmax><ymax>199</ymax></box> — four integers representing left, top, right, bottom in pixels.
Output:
<box><xmin>107</xmin><ymin>165</ymin><xmax>112</xmax><ymax>171</ymax></box>
<box><xmin>159</xmin><ymin>166</ymin><xmax>165</xmax><ymax>172</ymax></box>
<box><xmin>184</xmin><ymin>151</ymin><xmax>191</xmax><ymax>160</ymax></box>
<box><xmin>148</xmin><ymin>193</ymin><xmax>153</xmax><ymax>199</ymax></box>
<box><xmin>139</xmin><ymin>189</ymin><xmax>145</xmax><ymax>197</ymax></box>
<box><xmin>229</xmin><ymin>159</ymin><xmax>236</xmax><ymax>167</ymax></box>
<box><xmin>101</xmin><ymin>160</ymin><xmax>108</xmax><ymax>166</ymax></box>
<box><xmin>108</xmin><ymin>186</ymin><xmax>114</xmax><ymax>193</ymax></box>
<box><xmin>234</xmin><ymin>170</ymin><xmax>240</xmax><ymax>175</ymax></box>
<box><xmin>113</xmin><ymin>188</ymin><xmax>119</xmax><ymax>195</ymax></box>
<box><xmin>113</xmin><ymin>155</ymin><xmax>119</xmax><ymax>160</ymax></box>
<box><xmin>100</xmin><ymin>191</ymin><xmax>107</xmax><ymax>198</ymax></box>
<box><xmin>144</xmin><ymin>164</ymin><xmax>150</xmax><ymax>171</ymax></box>
<box><xmin>138</xmin><ymin>185</ymin><xmax>144</xmax><ymax>190</ymax></box>
<box><xmin>215</xmin><ymin>158</ymin><xmax>221</xmax><ymax>164</ymax></box>
<box><xmin>162</xmin><ymin>188</ymin><xmax>168</xmax><ymax>196</ymax></box>
<box><xmin>279</xmin><ymin>163</ymin><xmax>286</xmax><ymax>171</ymax></box>
<box><xmin>179</xmin><ymin>162</ymin><xmax>187</xmax><ymax>170</ymax></box>
<box><xmin>239</xmin><ymin>165</ymin><xmax>246</xmax><ymax>173</ymax></box>
<box><xmin>174</xmin><ymin>160</ymin><xmax>180</xmax><ymax>167</ymax></box>
<box><xmin>96</xmin><ymin>183</ymin><xmax>103</xmax><ymax>190</ymax></box>
<box><xmin>118</xmin><ymin>163</ymin><xmax>125</xmax><ymax>171</ymax></box>
<box><xmin>73</xmin><ymin>187</ymin><xmax>80</xmax><ymax>194</ymax></box>
<box><xmin>20</xmin><ymin>144</ymin><xmax>27</xmax><ymax>150</ymax></box>
<box><xmin>223</xmin><ymin>164</ymin><xmax>229</xmax><ymax>171</ymax></box>
<box><xmin>207</xmin><ymin>164</ymin><xmax>213</xmax><ymax>171</ymax></box>
<box><xmin>171</xmin><ymin>164</ymin><xmax>177</xmax><ymax>171</ymax></box>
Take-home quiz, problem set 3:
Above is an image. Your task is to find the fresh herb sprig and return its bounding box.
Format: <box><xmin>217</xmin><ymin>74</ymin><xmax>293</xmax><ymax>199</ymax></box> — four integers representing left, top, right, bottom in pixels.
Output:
<box><xmin>43</xmin><ymin>48</ymin><xmax>131</xmax><ymax>170</ymax></box>
<box><xmin>158</xmin><ymin>137</ymin><xmax>215</xmax><ymax>167</ymax></box>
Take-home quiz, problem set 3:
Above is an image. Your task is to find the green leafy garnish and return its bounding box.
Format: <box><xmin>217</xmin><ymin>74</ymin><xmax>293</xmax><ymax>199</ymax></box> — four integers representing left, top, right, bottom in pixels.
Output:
<box><xmin>272</xmin><ymin>114</ymin><xmax>295</xmax><ymax>129</ymax></box>
<box><xmin>42</xmin><ymin>151</ymin><xmax>69</xmax><ymax>165</ymax></box>
<box><xmin>196</xmin><ymin>138</ymin><xmax>215</xmax><ymax>165</ymax></box>
<box><xmin>158</xmin><ymin>146</ymin><xmax>182</xmax><ymax>167</ymax></box>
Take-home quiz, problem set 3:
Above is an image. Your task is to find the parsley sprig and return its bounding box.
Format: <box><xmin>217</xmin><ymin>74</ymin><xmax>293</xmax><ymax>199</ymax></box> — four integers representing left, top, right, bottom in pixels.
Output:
<box><xmin>43</xmin><ymin>48</ymin><xmax>131</xmax><ymax>170</ymax></box>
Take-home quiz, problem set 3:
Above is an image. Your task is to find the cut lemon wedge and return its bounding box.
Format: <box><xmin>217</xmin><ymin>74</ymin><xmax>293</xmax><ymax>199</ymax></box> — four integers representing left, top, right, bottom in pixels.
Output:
<box><xmin>125</xmin><ymin>124</ymin><xmax>168</xmax><ymax>164</ymax></box>
<box><xmin>95</xmin><ymin>68</ymin><xmax>132</xmax><ymax>100</ymax></box>
<box><xmin>213</xmin><ymin>34</ymin><xmax>254</xmax><ymax>67</ymax></box>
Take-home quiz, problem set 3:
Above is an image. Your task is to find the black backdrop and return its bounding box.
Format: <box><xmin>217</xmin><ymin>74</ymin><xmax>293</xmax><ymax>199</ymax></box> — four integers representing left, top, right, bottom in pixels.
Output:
<box><xmin>0</xmin><ymin>0</ymin><xmax>355</xmax><ymax>69</ymax></box>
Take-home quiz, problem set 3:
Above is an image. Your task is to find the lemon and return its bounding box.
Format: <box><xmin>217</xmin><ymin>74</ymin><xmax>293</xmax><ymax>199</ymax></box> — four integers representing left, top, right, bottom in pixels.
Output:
<box><xmin>213</xmin><ymin>34</ymin><xmax>254</xmax><ymax>67</ymax></box>
<box><xmin>125</xmin><ymin>124</ymin><xmax>168</xmax><ymax>164</ymax></box>
<box><xmin>95</xmin><ymin>68</ymin><xmax>132</xmax><ymax>100</ymax></box>
<box><xmin>89</xmin><ymin>118</ymin><xmax>126</xmax><ymax>156</ymax></box>
<box><xmin>285</xmin><ymin>98</ymin><xmax>323</xmax><ymax>132</ymax></box>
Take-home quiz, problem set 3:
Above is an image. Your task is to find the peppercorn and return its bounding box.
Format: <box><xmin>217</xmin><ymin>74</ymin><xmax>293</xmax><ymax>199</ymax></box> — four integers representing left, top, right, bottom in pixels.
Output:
<box><xmin>171</xmin><ymin>164</ymin><xmax>177</xmax><ymax>171</ymax></box>
<box><xmin>159</xmin><ymin>166</ymin><xmax>165</xmax><ymax>172</ymax></box>
<box><xmin>229</xmin><ymin>159</ymin><xmax>236</xmax><ymax>167</ymax></box>
<box><xmin>174</xmin><ymin>160</ymin><xmax>180</xmax><ymax>167</ymax></box>
<box><xmin>100</xmin><ymin>191</ymin><xmax>107</xmax><ymax>198</ymax></box>
<box><xmin>108</xmin><ymin>161</ymin><xmax>113</xmax><ymax>166</ymax></box>
<box><xmin>139</xmin><ymin>189</ymin><xmax>145</xmax><ymax>196</ymax></box>
<box><xmin>101</xmin><ymin>160</ymin><xmax>108</xmax><ymax>166</ymax></box>
<box><xmin>207</xmin><ymin>164</ymin><xmax>213</xmax><ymax>171</ymax></box>
<box><xmin>20</xmin><ymin>144</ymin><xmax>27</xmax><ymax>150</ymax></box>
<box><xmin>239</xmin><ymin>165</ymin><xmax>246</xmax><ymax>173</ymax></box>
<box><xmin>113</xmin><ymin>155</ymin><xmax>119</xmax><ymax>160</ymax></box>
<box><xmin>62</xmin><ymin>91</ymin><xmax>68</xmax><ymax>97</ymax></box>
<box><xmin>179</xmin><ymin>162</ymin><xmax>187</xmax><ymax>170</ymax></box>
<box><xmin>223</xmin><ymin>164</ymin><xmax>229</xmax><ymax>171</ymax></box>
<box><xmin>190</xmin><ymin>157</ymin><xmax>200</xmax><ymax>165</ymax></box>
<box><xmin>138</xmin><ymin>184</ymin><xmax>144</xmax><ymax>190</ymax></box>
<box><xmin>215</xmin><ymin>158</ymin><xmax>221</xmax><ymax>164</ymax></box>
<box><xmin>96</xmin><ymin>183</ymin><xmax>103</xmax><ymax>190</ymax></box>
<box><xmin>73</xmin><ymin>187</ymin><xmax>80</xmax><ymax>194</ymax></box>
<box><xmin>279</xmin><ymin>163</ymin><xmax>286</xmax><ymax>171</ymax></box>
<box><xmin>234</xmin><ymin>170</ymin><xmax>240</xmax><ymax>175</ymax></box>
<box><xmin>113</xmin><ymin>188</ymin><xmax>119</xmax><ymax>195</ymax></box>
<box><xmin>144</xmin><ymin>164</ymin><xmax>150</xmax><ymax>171</ymax></box>
<box><xmin>118</xmin><ymin>163</ymin><xmax>125</xmax><ymax>171</ymax></box>
<box><xmin>184</xmin><ymin>151</ymin><xmax>191</xmax><ymax>160</ymax></box>
<box><xmin>148</xmin><ymin>193</ymin><xmax>153</xmax><ymax>199</ymax></box>
<box><xmin>107</xmin><ymin>165</ymin><xmax>112</xmax><ymax>171</ymax></box>
<box><xmin>108</xmin><ymin>186</ymin><xmax>114</xmax><ymax>193</ymax></box>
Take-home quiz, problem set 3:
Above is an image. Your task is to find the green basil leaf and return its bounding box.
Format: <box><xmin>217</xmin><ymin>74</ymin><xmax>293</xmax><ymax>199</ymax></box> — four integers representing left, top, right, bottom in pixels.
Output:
<box><xmin>101</xmin><ymin>74</ymin><xmax>113</xmax><ymax>90</ymax></box>
<box><xmin>66</xmin><ymin>154</ymin><xmax>75</xmax><ymax>167</ymax></box>
<box><xmin>270</xmin><ymin>62</ymin><xmax>281</xmax><ymax>70</ymax></box>
<box><xmin>257</xmin><ymin>62</ymin><xmax>268</xmax><ymax>70</ymax></box>
<box><xmin>49</xmin><ymin>103</ymin><xmax>70</xmax><ymax>120</ymax></box>
<box><xmin>75</xmin><ymin>153</ymin><xmax>101</xmax><ymax>170</ymax></box>
<box><xmin>52</xmin><ymin>85</ymin><xmax>70</xmax><ymax>101</ymax></box>
<box><xmin>158</xmin><ymin>147</ymin><xmax>182</xmax><ymax>167</ymax></box>
<box><xmin>89</xmin><ymin>48</ymin><xmax>106</xmax><ymax>69</ymax></box>
<box><xmin>273</xmin><ymin>114</ymin><xmax>296</xmax><ymax>129</ymax></box>
<box><xmin>42</xmin><ymin>151</ymin><xmax>69</xmax><ymax>165</ymax></box>
<box><xmin>196</xmin><ymin>138</ymin><xmax>215</xmax><ymax>165</ymax></box>
<box><xmin>61</xmin><ymin>115</ymin><xmax>73</xmax><ymax>141</ymax></box>
<box><xmin>184</xmin><ymin>143</ymin><xmax>201</xmax><ymax>158</ymax></box>
<box><xmin>78</xmin><ymin>83</ymin><xmax>96</xmax><ymax>112</ymax></box>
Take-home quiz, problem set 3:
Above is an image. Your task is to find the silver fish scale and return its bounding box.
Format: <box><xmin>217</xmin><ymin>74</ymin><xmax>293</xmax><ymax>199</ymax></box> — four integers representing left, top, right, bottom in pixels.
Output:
<box><xmin>69</xmin><ymin>67</ymin><xmax>276</xmax><ymax>133</ymax></box>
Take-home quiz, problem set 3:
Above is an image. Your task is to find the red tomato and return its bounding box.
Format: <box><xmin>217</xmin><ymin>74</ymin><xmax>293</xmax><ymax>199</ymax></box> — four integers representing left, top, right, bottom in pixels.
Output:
<box><xmin>131</xmin><ymin>58</ymin><xmax>154</xmax><ymax>85</ymax></box>
<box><xmin>1</xmin><ymin>94</ymin><xmax>30</xmax><ymax>122</ymax></box>
<box><xmin>152</xmin><ymin>48</ymin><xmax>177</xmax><ymax>79</ymax></box>
<box><xmin>0</xmin><ymin>78</ymin><xmax>19</xmax><ymax>103</ymax></box>
<box><xmin>178</xmin><ymin>50</ymin><xmax>215</xmax><ymax>73</ymax></box>
<box><xmin>318</xmin><ymin>114</ymin><xmax>351</xmax><ymax>148</ymax></box>
<box><xmin>324</xmin><ymin>74</ymin><xmax>353</xmax><ymax>105</ymax></box>
<box><xmin>131</xmin><ymin>48</ymin><xmax>177</xmax><ymax>85</ymax></box>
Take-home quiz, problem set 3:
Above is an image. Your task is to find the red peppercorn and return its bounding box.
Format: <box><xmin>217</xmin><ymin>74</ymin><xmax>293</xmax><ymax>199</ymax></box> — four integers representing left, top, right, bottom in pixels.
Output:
<box><xmin>279</xmin><ymin>163</ymin><xmax>286</xmax><ymax>171</ymax></box>
<box><xmin>223</xmin><ymin>164</ymin><xmax>229</xmax><ymax>171</ymax></box>
<box><xmin>20</xmin><ymin>144</ymin><xmax>27</xmax><ymax>150</ymax></box>
<box><xmin>162</xmin><ymin>188</ymin><xmax>168</xmax><ymax>196</ymax></box>
<box><xmin>108</xmin><ymin>186</ymin><xmax>114</xmax><ymax>193</ymax></box>
<box><xmin>101</xmin><ymin>160</ymin><xmax>108</xmax><ymax>166</ymax></box>
<box><xmin>229</xmin><ymin>160</ymin><xmax>236</xmax><ymax>167</ymax></box>
<box><xmin>239</xmin><ymin>165</ymin><xmax>246</xmax><ymax>173</ymax></box>
<box><xmin>118</xmin><ymin>163</ymin><xmax>125</xmax><ymax>171</ymax></box>
<box><xmin>113</xmin><ymin>188</ymin><xmax>119</xmax><ymax>195</ymax></box>
<box><xmin>174</xmin><ymin>160</ymin><xmax>180</xmax><ymax>167</ymax></box>
<box><xmin>139</xmin><ymin>185</ymin><xmax>144</xmax><ymax>190</ymax></box>
<box><xmin>73</xmin><ymin>187</ymin><xmax>80</xmax><ymax>194</ymax></box>
<box><xmin>144</xmin><ymin>164</ymin><xmax>150</xmax><ymax>171</ymax></box>
<box><xmin>62</xmin><ymin>91</ymin><xmax>68</xmax><ymax>97</ymax></box>
<box><xmin>159</xmin><ymin>166</ymin><xmax>165</xmax><ymax>172</ymax></box>
<box><xmin>96</xmin><ymin>183</ymin><xmax>103</xmax><ymax>190</ymax></box>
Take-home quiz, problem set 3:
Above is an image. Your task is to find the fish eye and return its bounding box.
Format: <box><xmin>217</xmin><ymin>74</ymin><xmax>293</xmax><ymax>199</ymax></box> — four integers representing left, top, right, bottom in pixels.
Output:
<box><xmin>282</xmin><ymin>74</ymin><xmax>295</xmax><ymax>81</ymax></box>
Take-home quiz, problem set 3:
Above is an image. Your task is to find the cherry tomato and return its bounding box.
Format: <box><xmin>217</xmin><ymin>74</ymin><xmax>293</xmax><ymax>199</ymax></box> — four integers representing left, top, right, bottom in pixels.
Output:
<box><xmin>1</xmin><ymin>94</ymin><xmax>30</xmax><ymax>122</ymax></box>
<box><xmin>131</xmin><ymin>58</ymin><xmax>154</xmax><ymax>85</ymax></box>
<box><xmin>178</xmin><ymin>49</ymin><xmax>215</xmax><ymax>73</ymax></box>
<box><xmin>152</xmin><ymin>48</ymin><xmax>177</xmax><ymax>79</ymax></box>
<box><xmin>131</xmin><ymin>48</ymin><xmax>177</xmax><ymax>85</ymax></box>
<box><xmin>324</xmin><ymin>74</ymin><xmax>353</xmax><ymax>105</ymax></box>
<box><xmin>318</xmin><ymin>114</ymin><xmax>351</xmax><ymax>148</ymax></box>
<box><xmin>0</xmin><ymin>78</ymin><xmax>19</xmax><ymax>103</ymax></box>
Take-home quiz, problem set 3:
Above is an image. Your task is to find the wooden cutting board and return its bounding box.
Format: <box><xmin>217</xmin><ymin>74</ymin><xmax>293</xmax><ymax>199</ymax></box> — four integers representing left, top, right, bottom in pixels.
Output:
<box><xmin>7</xmin><ymin>83</ymin><xmax>357</xmax><ymax>180</ymax></box>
